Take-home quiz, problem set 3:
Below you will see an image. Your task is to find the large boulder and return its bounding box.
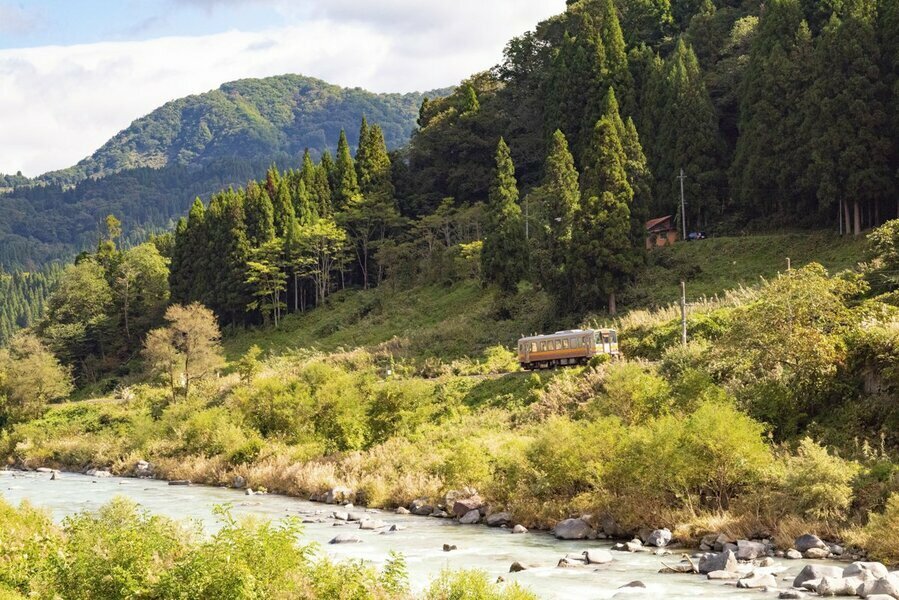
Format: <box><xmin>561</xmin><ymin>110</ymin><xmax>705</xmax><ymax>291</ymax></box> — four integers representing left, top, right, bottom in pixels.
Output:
<box><xmin>324</xmin><ymin>487</ymin><xmax>353</xmax><ymax>504</ymax></box>
<box><xmin>736</xmin><ymin>540</ymin><xmax>768</xmax><ymax>560</ymax></box>
<box><xmin>459</xmin><ymin>509</ymin><xmax>481</xmax><ymax>525</ymax></box>
<box><xmin>858</xmin><ymin>573</ymin><xmax>899</xmax><ymax>599</ymax></box>
<box><xmin>817</xmin><ymin>576</ymin><xmax>864</xmax><ymax>596</ymax></box>
<box><xmin>486</xmin><ymin>512</ymin><xmax>513</xmax><ymax>527</ymax></box>
<box><xmin>511</xmin><ymin>524</ymin><xmax>528</xmax><ymax>534</ymax></box>
<box><xmin>410</xmin><ymin>499</ymin><xmax>434</xmax><ymax>516</ymax></box>
<box><xmin>794</xmin><ymin>534</ymin><xmax>828</xmax><ymax>553</ymax></box>
<box><xmin>135</xmin><ymin>461</ymin><xmax>153</xmax><ymax>478</ymax></box>
<box><xmin>793</xmin><ymin>564</ymin><xmax>845</xmax><ymax>588</ymax></box>
<box><xmin>553</xmin><ymin>518</ymin><xmax>593</xmax><ymax>540</ymax></box>
<box><xmin>452</xmin><ymin>496</ymin><xmax>484</xmax><ymax>518</ymax></box>
<box><xmin>698</xmin><ymin>550</ymin><xmax>738</xmax><ymax>574</ymax></box>
<box><xmin>737</xmin><ymin>573</ymin><xmax>777</xmax><ymax>589</ymax></box>
<box><xmin>583</xmin><ymin>549</ymin><xmax>614</xmax><ymax>565</ymax></box>
<box><xmin>359</xmin><ymin>519</ymin><xmax>386</xmax><ymax>530</ymax></box>
<box><xmin>87</xmin><ymin>469</ymin><xmax>112</xmax><ymax>478</ymax></box>
<box><xmin>843</xmin><ymin>562</ymin><xmax>889</xmax><ymax>579</ymax></box>
<box><xmin>646</xmin><ymin>528</ymin><xmax>672</xmax><ymax>547</ymax></box>
<box><xmin>804</xmin><ymin>547</ymin><xmax>830</xmax><ymax>559</ymax></box>
<box><xmin>329</xmin><ymin>533</ymin><xmax>362</xmax><ymax>544</ymax></box>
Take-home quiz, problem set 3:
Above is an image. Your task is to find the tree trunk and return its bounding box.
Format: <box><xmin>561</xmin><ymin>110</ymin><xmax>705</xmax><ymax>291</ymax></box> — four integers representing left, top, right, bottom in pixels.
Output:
<box><xmin>608</xmin><ymin>291</ymin><xmax>617</xmax><ymax>316</ymax></box>
<box><xmin>854</xmin><ymin>200</ymin><xmax>861</xmax><ymax>236</ymax></box>
<box><xmin>838</xmin><ymin>198</ymin><xmax>843</xmax><ymax>235</ymax></box>
<box><xmin>293</xmin><ymin>272</ymin><xmax>299</xmax><ymax>313</ymax></box>
<box><xmin>844</xmin><ymin>200</ymin><xmax>852</xmax><ymax>237</ymax></box>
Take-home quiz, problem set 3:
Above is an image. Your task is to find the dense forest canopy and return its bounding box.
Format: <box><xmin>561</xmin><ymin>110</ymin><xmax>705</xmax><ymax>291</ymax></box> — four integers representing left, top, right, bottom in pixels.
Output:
<box><xmin>0</xmin><ymin>76</ymin><xmax>447</xmax><ymax>270</ymax></box>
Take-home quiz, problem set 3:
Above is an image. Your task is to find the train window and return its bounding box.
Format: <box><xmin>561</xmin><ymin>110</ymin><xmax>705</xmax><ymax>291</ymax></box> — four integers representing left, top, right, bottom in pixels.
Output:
<box><xmin>602</xmin><ymin>333</ymin><xmax>610</xmax><ymax>344</ymax></box>
<box><xmin>540</xmin><ymin>341</ymin><xmax>547</xmax><ymax>351</ymax></box>
<box><xmin>611</xmin><ymin>331</ymin><xmax>618</xmax><ymax>343</ymax></box>
<box><xmin>553</xmin><ymin>340</ymin><xmax>561</xmax><ymax>350</ymax></box>
<box><xmin>562</xmin><ymin>339</ymin><xmax>569</xmax><ymax>349</ymax></box>
<box><xmin>530</xmin><ymin>342</ymin><xmax>537</xmax><ymax>352</ymax></box>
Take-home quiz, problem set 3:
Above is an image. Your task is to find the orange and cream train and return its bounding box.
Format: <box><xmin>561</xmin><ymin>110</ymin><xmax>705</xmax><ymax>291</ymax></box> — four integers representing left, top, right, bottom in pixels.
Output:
<box><xmin>517</xmin><ymin>328</ymin><xmax>619</xmax><ymax>370</ymax></box>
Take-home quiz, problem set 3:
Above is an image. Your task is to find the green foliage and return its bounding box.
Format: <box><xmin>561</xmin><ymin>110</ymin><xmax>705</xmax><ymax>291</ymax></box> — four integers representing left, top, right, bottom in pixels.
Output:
<box><xmin>425</xmin><ymin>569</ymin><xmax>538</xmax><ymax>600</ymax></box>
<box><xmin>481</xmin><ymin>139</ymin><xmax>528</xmax><ymax>294</ymax></box>
<box><xmin>49</xmin><ymin>498</ymin><xmax>188</xmax><ymax>600</ymax></box>
<box><xmin>236</xmin><ymin>344</ymin><xmax>263</xmax><ymax>384</ymax></box>
<box><xmin>0</xmin><ymin>332</ymin><xmax>73</xmax><ymax>425</ymax></box>
<box><xmin>783</xmin><ymin>437</ymin><xmax>861</xmax><ymax>521</ymax></box>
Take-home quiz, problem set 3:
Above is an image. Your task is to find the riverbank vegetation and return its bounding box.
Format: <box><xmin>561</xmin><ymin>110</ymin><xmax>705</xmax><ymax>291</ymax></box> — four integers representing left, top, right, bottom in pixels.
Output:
<box><xmin>6</xmin><ymin>221</ymin><xmax>899</xmax><ymax>564</ymax></box>
<box><xmin>0</xmin><ymin>496</ymin><xmax>534</xmax><ymax>600</ymax></box>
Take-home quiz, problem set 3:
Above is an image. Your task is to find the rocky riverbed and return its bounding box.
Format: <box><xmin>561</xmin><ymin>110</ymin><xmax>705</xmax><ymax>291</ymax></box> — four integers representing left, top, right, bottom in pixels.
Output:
<box><xmin>0</xmin><ymin>469</ymin><xmax>876</xmax><ymax>599</ymax></box>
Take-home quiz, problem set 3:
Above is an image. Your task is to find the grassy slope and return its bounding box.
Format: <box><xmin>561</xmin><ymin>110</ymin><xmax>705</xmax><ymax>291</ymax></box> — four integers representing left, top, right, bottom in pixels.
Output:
<box><xmin>225</xmin><ymin>232</ymin><xmax>868</xmax><ymax>361</ymax></box>
<box><xmin>628</xmin><ymin>232</ymin><xmax>866</xmax><ymax>308</ymax></box>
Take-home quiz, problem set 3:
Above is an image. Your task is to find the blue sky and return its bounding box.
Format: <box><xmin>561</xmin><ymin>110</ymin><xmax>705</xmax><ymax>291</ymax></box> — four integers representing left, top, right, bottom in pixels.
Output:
<box><xmin>0</xmin><ymin>1</ymin><xmax>277</xmax><ymax>48</ymax></box>
<box><xmin>0</xmin><ymin>0</ymin><xmax>564</xmax><ymax>175</ymax></box>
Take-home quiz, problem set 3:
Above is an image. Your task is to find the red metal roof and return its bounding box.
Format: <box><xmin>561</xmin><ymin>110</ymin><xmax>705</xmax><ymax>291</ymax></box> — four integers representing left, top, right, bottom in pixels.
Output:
<box><xmin>645</xmin><ymin>215</ymin><xmax>674</xmax><ymax>231</ymax></box>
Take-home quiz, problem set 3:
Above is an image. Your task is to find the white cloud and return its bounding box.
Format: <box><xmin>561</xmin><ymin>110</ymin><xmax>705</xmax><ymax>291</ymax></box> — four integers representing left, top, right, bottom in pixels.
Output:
<box><xmin>0</xmin><ymin>1</ymin><xmax>563</xmax><ymax>176</ymax></box>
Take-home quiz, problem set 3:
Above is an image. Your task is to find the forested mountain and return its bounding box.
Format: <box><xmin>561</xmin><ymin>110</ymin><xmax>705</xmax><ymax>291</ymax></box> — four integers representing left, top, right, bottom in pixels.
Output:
<box><xmin>39</xmin><ymin>75</ymin><xmax>440</xmax><ymax>186</ymax></box>
<box><xmin>0</xmin><ymin>265</ymin><xmax>61</xmax><ymax>345</ymax></box>
<box><xmin>0</xmin><ymin>76</ymin><xmax>446</xmax><ymax>269</ymax></box>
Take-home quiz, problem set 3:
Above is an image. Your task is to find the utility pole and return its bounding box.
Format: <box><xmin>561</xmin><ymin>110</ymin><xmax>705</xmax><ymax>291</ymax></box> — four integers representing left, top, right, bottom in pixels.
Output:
<box><xmin>525</xmin><ymin>195</ymin><xmax>529</xmax><ymax>240</ymax></box>
<box><xmin>786</xmin><ymin>257</ymin><xmax>791</xmax><ymax>272</ymax></box>
<box><xmin>680</xmin><ymin>280</ymin><xmax>688</xmax><ymax>347</ymax></box>
<box><xmin>678</xmin><ymin>168</ymin><xmax>687</xmax><ymax>241</ymax></box>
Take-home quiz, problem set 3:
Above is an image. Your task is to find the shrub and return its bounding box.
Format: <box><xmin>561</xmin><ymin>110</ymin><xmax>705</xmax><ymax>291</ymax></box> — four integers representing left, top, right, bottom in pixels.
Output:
<box><xmin>588</xmin><ymin>361</ymin><xmax>671</xmax><ymax>424</ymax></box>
<box><xmin>0</xmin><ymin>499</ymin><xmax>60</xmax><ymax>595</ymax></box>
<box><xmin>783</xmin><ymin>437</ymin><xmax>861</xmax><ymax>522</ymax></box>
<box><xmin>855</xmin><ymin>493</ymin><xmax>899</xmax><ymax>564</ymax></box>
<box><xmin>425</xmin><ymin>569</ymin><xmax>537</xmax><ymax>600</ymax></box>
<box><xmin>48</xmin><ymin>498</ymin><xmax>188</xmax><ymax>600</ymax></box>
<box><xmin>525</xmin><ymin>416</ymin><xmax>621</xmax><ymax>500</ymax></box>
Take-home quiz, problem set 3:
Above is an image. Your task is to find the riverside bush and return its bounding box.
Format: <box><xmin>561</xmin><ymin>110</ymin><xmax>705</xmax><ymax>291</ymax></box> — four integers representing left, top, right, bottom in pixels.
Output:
<box><xmin>0</xmin><ymin>498</ymin><xmax>416</xmax><ymax>600</ymax></box>
<box><xmin>783</xmin><ymin>437</ymin><xmax>860</xmax><ymax>522</ymax></box>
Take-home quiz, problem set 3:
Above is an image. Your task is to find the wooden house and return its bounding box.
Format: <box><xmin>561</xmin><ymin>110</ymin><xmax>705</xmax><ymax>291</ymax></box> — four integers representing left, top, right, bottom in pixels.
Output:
<box><xmin>645</xmin><ymin>215</ymin><xmax>678</xmax><ymax>248</ymax></box>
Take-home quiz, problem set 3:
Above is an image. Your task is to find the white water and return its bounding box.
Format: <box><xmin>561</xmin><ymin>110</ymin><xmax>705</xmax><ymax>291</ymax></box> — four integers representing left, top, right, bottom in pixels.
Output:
<box><xmin>0</xmin><ymin>470</ymin><xmax>831</xmax><ymax>599</ymax></box>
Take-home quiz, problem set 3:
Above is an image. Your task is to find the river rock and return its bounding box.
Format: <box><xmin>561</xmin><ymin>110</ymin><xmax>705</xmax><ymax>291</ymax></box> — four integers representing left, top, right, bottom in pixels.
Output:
<box><xmin>511</xmin><ymin>524</ymin><xmax>527</xmax><ymax>534</ymax></box>
<box><xmin>843</xmin><ymin>561</ymin><xmax>888</xmax><ymax>579</ymax></box>
<box><xmin>858</xmin><ymin>573</ymin><xmax>899</xmax><ymax>598</ymax></box>
<box><xmin>737</xmin><ymin>539</ymin><xmax>768</xmax><ymax>560</ymax></box>
<box><xmin>583</xmin><ymin>549</ymin><xmax>613</xmax><ymax>565</ymax></box>
<box><xmin>395</xmin><ymin>507</ymin><xmax>410</xmax><ymax>515</ymax></box>
<box><xmin>557</xmin><ymin>557</ymin><xmax>582</xmax><ymax>568</ymax></box>
<box><xmin>821</xmin><ymin>576</ymin><xmax>868</xmax><ymax>596</ymax></box>
<box><xmin>737</xmin><ymin>573</ymin><xmax>777</xmax><ymax>589</ymax></box>
<box><xmin>359</xmin><ymin>519</ymin><xmax>386</xmax><ymax>530</ymax></box>
<box><xmin>779</xmin><ymin>591</ymin><xmax>805</xmax><ymax>599</ymax></box>
<box><xmin>443</xmin><ymin>544</ymin><xmax>457</xmax><ymax>552</ymax></box>
<box><xmin>707</xmin><ymin>570</ymin><xmax>741</xmax><ymax>580</ymax></box>
<box><xmin>699</xmin><ymin>549</ymin><xmax>738</xmax><ymax>574</ymax></box>
<box><xmin>828</xmin><ymin>543</ymin><xmax>845</xmax><ymax>556</ymax></box>
<box><xmin>786</xmin><ymin>549</ymin><xmax>802</xmax><ymax>559</ymax></box>
<box><xmin>323</xmin><ymin>487</ymin><xmax>353</xmax><ymax>504</ymax></box>
<box><xmin>509</xmin><ymin>562</ymin><xmax>526</xmax><ymax>572</ymax></box>
<box><xmin>619</xmin><ymin>581</ymin><xmax>646</xmax><ymax>588</ymax></box>
<box><xmin>36</xmin><ymin>467</ymin><xmax>55</xmax><ymax>473</ymax></box>
<box><xmin>329</xmin><ymin>534</ymin><xmax>362</xmax><ymax>544</ymax></box>
<box><xmin>553</xmin><ymin>518</ymin><xmax>593</xmax><ymax>540</ymax></box>
<box><xmin>168</xmin><ymin>479</ymin><xmax>190</xmax><ymax>486</ymax></box>
<box><xmin>803</xmin><ymin>547</ymin><xmax>830</xmax><ymax>559</ymax></box>
<box><xmin>486</xmin><ymin>511</ymin><xmax>513</xmax><ymax>527</ymax></box>
<box><xmin>865</xmin><ymin>596</ymin><xmax>899</xmax><ymax>600</ymax></box>
<box><xmin>87</xmin><ymin>469</ymin><xmax>112</xmax><ymax>478</ymax></box>
<box><xmin>794</xmin><ymin>534</ymin><xmax>828</xmax><ymax>553</ymax></box>
<box><xmin>601</xmin><ymin>514</ymin><xmax>627</xmax><ymax>538</ymax></box>
<box><xmin>346</xmin><ymin>512</ymin><xmax>364</xmax><ymax>522</ymax></box>
<box><xmin>410</xmin><ymin>499</ymin><xmax>433</xmax><ymax>516</ymax></box>
<box><xmin>793</xmin><ymin>564</ymin><xmax>845</xmax><ymax>588</ymax></box>
<box><xmin>459</xmin><ymin>509</ymin><xmax>480</xmax><ymax>525</ymax></box>
<box><xmin>231</xmin><ymin>475</ymin><xmax>246</xmax><ymax>489</ymax></box>
<box><xmin>134</xmin><ymin>461</ymin><xmax>152</xmax><ymax>477</ymax></box>
<box><xmin>332</xmin><ymin>510</ymin><xmax>349</xmax><ymax>521</ymax></box>
<box><xmin>646</xmin><ymin>528</ymin><xmax>672</xmax><ymax>547</ymax></box>
<box><xmin>452</xmin><ymin>496</ymin><xmax>484</xmax><ymax>518</ymax></box>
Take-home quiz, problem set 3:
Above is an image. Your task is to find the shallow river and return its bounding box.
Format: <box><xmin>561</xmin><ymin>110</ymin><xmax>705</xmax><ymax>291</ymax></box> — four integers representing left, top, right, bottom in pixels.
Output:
<box><xmin>0</xmin><ymin>470</ymin><xmax>829</xmax><ymax>599</ymax></box>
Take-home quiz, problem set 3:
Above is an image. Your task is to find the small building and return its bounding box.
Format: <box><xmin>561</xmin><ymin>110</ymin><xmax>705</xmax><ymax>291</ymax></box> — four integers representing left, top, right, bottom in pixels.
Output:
<box><xmin>645</xmin><ymin>215</ymin><xmax>678</xmax><ymax>249</ymax></box>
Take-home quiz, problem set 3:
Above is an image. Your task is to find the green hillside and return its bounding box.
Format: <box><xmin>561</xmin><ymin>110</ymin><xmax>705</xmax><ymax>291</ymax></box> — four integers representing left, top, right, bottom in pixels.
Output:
<box><xmin>40</xmin><ymin>75</ymin><xmax>444</xmax><ymax>185</ymax></box>
<box><xmin>225</xmin><ymin>231</ymin><xmax>868</xmax><ymax>361</ymax></box>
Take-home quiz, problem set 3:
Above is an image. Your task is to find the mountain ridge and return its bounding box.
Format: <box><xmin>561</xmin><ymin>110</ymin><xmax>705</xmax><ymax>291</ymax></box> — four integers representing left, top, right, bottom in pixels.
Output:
<box><xmin>36</xmin><ymin>74</ymin><xmax>449</xmax><ymax>186</ymax></box>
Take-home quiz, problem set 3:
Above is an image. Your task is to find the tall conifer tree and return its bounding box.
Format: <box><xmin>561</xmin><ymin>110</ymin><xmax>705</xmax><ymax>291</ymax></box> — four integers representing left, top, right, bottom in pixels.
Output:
<box><xmin>481</xmin><ymin>138</ymin><xmax>528</xmax><ymax>294</ymax></box>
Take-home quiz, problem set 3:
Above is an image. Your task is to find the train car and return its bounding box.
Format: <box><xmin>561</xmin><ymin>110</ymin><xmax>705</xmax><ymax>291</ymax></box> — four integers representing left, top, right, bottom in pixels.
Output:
<box><xmin>516</xmin><ymin>328</ymin><xmax>619</xmax><ymax>370</ymax></box>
